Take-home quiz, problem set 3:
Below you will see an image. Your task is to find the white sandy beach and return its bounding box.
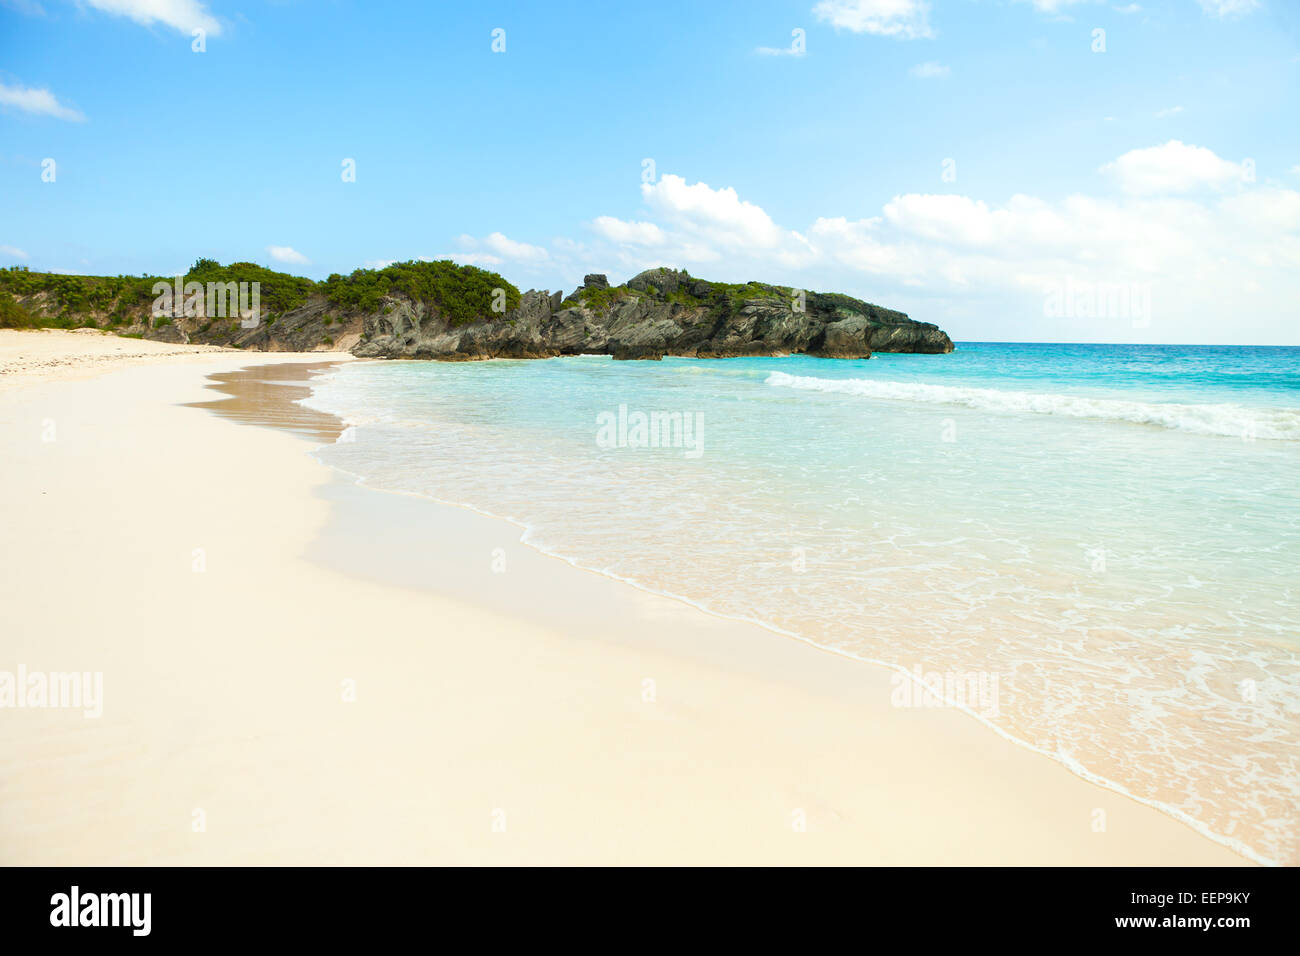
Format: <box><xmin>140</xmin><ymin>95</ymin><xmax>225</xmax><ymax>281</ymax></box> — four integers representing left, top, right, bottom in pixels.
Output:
<box><xmin>0</xmin><ymin>330</ymin><xmax>1249</xmax><ymax>865</ymax></box>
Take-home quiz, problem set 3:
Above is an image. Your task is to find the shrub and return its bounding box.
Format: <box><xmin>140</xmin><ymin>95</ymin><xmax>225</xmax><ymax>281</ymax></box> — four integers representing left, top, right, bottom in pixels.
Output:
<box><xmin>0</xmin><ymin>290</ymin><xmax>35</xmax><ymax>328</ymax></box>
<box><xmin>320</xmin><ymin>259</ymin><xmax>520</xmax><ymax>325</ymax></box>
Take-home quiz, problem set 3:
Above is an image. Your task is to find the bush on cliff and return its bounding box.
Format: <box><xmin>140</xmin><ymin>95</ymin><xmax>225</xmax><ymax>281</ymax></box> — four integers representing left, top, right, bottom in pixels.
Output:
<box><xmin>321</xmin><ymin>259</ymin><xmax>520</xmax><ymax>325</ymax></box>
<box><xmin>0</xmin><ymin>290</ymin><xmax>35</xmax><ymax>328</ymax></box>
<box><xmin>183</xmin><ymin>258</ymin><xmax>315</xmax><ymax>315</ymax></box>
<box><xmin>0</xmin><ymin>260</ymin><xmax>313</xmax><ymax>326</ymax></box>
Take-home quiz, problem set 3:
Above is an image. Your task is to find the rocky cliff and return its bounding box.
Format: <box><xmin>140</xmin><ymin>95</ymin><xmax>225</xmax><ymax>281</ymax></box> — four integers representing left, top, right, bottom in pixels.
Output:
<box><xmin>246</xmin><ymin>267</ymin><xmax>951</xmax><ymax>360</ymax></box>
<box><xmin>2</xmin><ymin>262</ymin><xmax>954</xmax><ymax>360</ymax></box>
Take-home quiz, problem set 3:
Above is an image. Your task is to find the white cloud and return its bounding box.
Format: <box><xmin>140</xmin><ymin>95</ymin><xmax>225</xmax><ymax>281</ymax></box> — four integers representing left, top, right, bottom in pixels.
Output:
<box><xmin>1218</xmin><ymin>187</ymin><xmax>1300</xmax><ymax>235</ymax></box>
<box><xmin>471</xmin><ymin>232</ymin><xmax>549</xmax><ymax>263</ymax></box>
<box><xmin>0</xmin><ymin>83</ymin><xmax>85</xmax><ymax>121</ymax></box>
<box><xmin>1154</xmin><ymin>105</ymin><xmax>1184</xmax><ymax>118</ymax></box>
<box><xmin>803</xmin><ymin>181</ymin><xmax>1299</xmax><ymax>340</ymax></box>
<box><xmin>84</xmin><ymin>0</ymin><xmax>221</xmax><ymax>37</ymax></box>
<box><xmin>591</xmin><ymin>217</ymin><xmax>667</xmax><ymax>246</ymax></box>
<box><xmin>0</xmin><ymin>245</ymin><xmax>29</xmax><ymax>260</ymax></box>
<box><xmin>267</xmin><ymin>245</ymin><xmax>309</xmax><ymax>265</ymax></box>
<box><xmin>813</xmin><ymin>0</ymin><xmax>934</xmax><ymax>40</ymax></box>
<box><xmin>880</xmin><ymin>193</ymin><xmax>1076</xmax><ymax>247</ymax></box>
<box><xmin>910</xmin><ymin>61</ymin><xmax>950</xmax><ymax>78</ymax></box>
<box><xmin>1100</xmin><ymin>140</ymin><xmax>1248</xmax><ymax>194</ymax></box>
<box><xmin>641</xmin><ymin>174</ymin><xmax>787</xmax><ymax>249</ymax></box>
<box><xmin>1195</xmin><ymin>0</ymin><xmax>1259</xmax><ymax>17</ymax></box>
<box><xmin>807</xmin><ymin>216</ymin><xmax>926</xmax><ymax>277</ymax></box>
<box><xmin>1114</xmin><ymin>3</ymin><xmax>1142</xmax><ymax>13</ymax></box>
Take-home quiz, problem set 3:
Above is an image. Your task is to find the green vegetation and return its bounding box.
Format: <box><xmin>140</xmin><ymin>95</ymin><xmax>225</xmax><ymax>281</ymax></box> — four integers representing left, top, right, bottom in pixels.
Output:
<box><xmin>706</xmin><ymin>280</ymin><xmax>785</xmax><ymax>301</ymax></box>
<box><xmin>560</xmin><ymin>284</ymin><xmax>638</xmax><ymax>313</ymax></box>
<box><xmin>0</xmin><ymin>265</ymin><xmax>159</xmax><ymax>326</ymax></box>
<box><xmin>562</xmin><ymin>272</ymin><xmax>787</xmax><ymax>316</ymax></box>
<box><xmin>321</xmin><ymin>259</ymin><xmax>520</xmax><ymax>325</ymax></box>
<box><xmin>0</xmin><ymin>258</ymin><xmax>805</xmax><ymax>340</ymax></box>
<box><xmin>664</xmin><ymin>288</ymin><xmax>702</xmax><ymax>308</ymax></box>
<box><xmin>183</xmin><ymin>258</ymin><xmax>313</xmax><ymax>314</ymax></box>
<box><xmin>0</xmin><ymin>290</ymin><xmax>35</xmax><ymax>328</ymax></box>
<box><xmin>0</xmin><ymin>258</ymin><xmax>314</xmax><ymax>329</ymax></box>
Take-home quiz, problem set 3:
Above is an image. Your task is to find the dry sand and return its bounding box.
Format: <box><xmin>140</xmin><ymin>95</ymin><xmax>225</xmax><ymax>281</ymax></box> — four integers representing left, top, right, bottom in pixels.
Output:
<box><xmin>0</xmin><ymin>330</ymin><xmax>1249</xmax><ymax>864</ymax></box>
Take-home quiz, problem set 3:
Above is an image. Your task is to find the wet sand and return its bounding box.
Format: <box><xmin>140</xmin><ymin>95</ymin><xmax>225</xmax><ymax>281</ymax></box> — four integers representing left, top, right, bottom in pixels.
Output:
<box><xmin>185</xmin><ymin>361</ymin><xmax>349</xmax><ymax>443</ymax></box>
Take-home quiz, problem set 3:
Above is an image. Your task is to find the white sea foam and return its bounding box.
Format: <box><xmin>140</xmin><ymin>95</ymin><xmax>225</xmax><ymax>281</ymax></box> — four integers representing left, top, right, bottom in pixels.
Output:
<box><xmin>765</xmin><ymin>371</ymin><xmax>1300</xmax><ymax>440</ymax></box>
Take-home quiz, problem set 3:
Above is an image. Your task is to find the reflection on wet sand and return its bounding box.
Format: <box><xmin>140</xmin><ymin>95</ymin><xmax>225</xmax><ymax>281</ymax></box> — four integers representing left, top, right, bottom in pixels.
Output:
<box><xmin>186</xmin><ymin>361</ymin><xmax>347</xmax><ymax>443</ymax></box>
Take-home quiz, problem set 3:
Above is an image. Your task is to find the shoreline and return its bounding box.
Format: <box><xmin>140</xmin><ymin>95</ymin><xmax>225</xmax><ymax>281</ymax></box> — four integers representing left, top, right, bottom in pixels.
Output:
<box><xmin>313</xmin><ymin>470</ymin><xmax>1278</xmax><ymax>867</ymax></box>
<box><xmin>271</xmin><ymin>360</ymin><xmax>1259</xmax><ymax>865</ymax></box>
<box><xmin>0</xmin><ymin>331</ymin><xmax>1255</xmax><ymax>865</ymax></box>
<box><xmin>286</xmin><ymin>362</ymin><xmax>1273</xmax><ymax>867</ymax></box>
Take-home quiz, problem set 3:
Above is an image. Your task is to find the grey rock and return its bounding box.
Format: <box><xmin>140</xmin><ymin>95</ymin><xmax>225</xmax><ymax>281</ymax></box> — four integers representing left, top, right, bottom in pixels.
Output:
<box><xmin>130</xmin><ymin>267</ymin><xmax>955</xmax><ymax>361</ymax></box>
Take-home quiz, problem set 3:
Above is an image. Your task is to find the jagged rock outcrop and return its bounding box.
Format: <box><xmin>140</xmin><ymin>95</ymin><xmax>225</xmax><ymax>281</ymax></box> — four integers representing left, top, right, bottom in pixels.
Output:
<box><xmin>339</xmin><ymin>268</ymin><xmax>952</xmax><ymax>360</ymax></box>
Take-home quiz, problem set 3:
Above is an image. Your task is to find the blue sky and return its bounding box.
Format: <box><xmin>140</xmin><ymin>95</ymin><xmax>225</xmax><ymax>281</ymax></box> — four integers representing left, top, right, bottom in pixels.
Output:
<box><xmin>1</xmin><ymin>0</ymin><xmax>1297</xmax><ymax>343</ymax></box>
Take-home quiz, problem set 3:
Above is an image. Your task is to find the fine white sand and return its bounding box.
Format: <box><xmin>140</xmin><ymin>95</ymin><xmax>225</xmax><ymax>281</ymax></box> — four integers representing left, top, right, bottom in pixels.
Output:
<box><xmin>0</xmin><ymin>330</ymin><xmax>1249</xmax><ymax>865</ymax></box>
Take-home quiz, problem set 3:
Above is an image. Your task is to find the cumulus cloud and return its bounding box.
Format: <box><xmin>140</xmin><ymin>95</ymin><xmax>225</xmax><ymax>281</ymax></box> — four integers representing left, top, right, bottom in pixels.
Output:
<box><xmin>582</xmin><ymin>175</ymin><xmax>821</xmax><ymax>271</ymax></box>
<box><xmin>267</xmin><ymin>245</ymin><xmax>309</xmax><ymax>265</ymax></box>
<box><xmin>0</xmin><ymin>83</ymin><xmax>85</xmax><ymax>121</ymax></box>
<box><xmin>591</xmin><ymin>217</ymin><xmax>667</xmax><ymax>246</ymax></box>
<box><xmin>1100</xmin><ymin>140</ymin><xmax>1249</xmax><ymax>194</ymax></box>
<box><xmin>84</xmin><ymin>0</ymin><xmax>221</xmax><ymax>36</ymax></box>
<box><xmin>0</xmin><ymin>245</ymin><xmax>29</xmax><ymax>260</ymax></box>
<box><xmin>813</xmin><ymin>0</ymin><xmax>934</xmax><ymax>40</ymax></box>
<box><xmin>640</xmin><ymin>174</ymin><xmax>787</xmax><ymax>249</ymax></box>
<box><xmin>457</xmin><ymin>232</ymin><xmax>549</xmax><ymax>264</ymax></box>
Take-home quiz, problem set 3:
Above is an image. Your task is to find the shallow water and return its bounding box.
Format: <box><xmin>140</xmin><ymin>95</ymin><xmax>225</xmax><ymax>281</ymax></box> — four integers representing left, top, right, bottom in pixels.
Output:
<box><xmin>303</xmin><ymin>343</ymin><xmax>1300</xmax><ymax>865</ymax></box>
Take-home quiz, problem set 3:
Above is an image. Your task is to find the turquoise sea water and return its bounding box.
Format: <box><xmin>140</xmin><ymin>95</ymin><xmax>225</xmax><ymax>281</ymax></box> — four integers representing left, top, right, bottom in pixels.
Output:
<box><xmin>304</xmin><ymin>343</ymin><xmax>1300</xmax><ymax>865</ymax></box>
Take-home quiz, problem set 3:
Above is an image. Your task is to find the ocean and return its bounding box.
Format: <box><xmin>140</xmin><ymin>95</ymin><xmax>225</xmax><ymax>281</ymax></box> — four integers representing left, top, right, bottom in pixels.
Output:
<box><xmin>303</xmin><ymin>342</ymin><xmax>1300</xmax><ymax>865</ymax></box>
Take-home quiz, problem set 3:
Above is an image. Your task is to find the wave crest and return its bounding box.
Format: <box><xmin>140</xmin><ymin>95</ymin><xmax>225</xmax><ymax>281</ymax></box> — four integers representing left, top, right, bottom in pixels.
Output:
<box><xmin>764</xmin><ymin>371</ymin><xmax>1300</xmax><ymax>440</ymax></box>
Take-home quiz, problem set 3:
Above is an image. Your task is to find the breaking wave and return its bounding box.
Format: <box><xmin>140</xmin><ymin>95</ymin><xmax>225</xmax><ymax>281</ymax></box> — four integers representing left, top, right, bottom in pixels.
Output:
<box><xmin>765</xmin><ymin>371</ymin><xmax>1300</xmax><ymax>440</ymax></box>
